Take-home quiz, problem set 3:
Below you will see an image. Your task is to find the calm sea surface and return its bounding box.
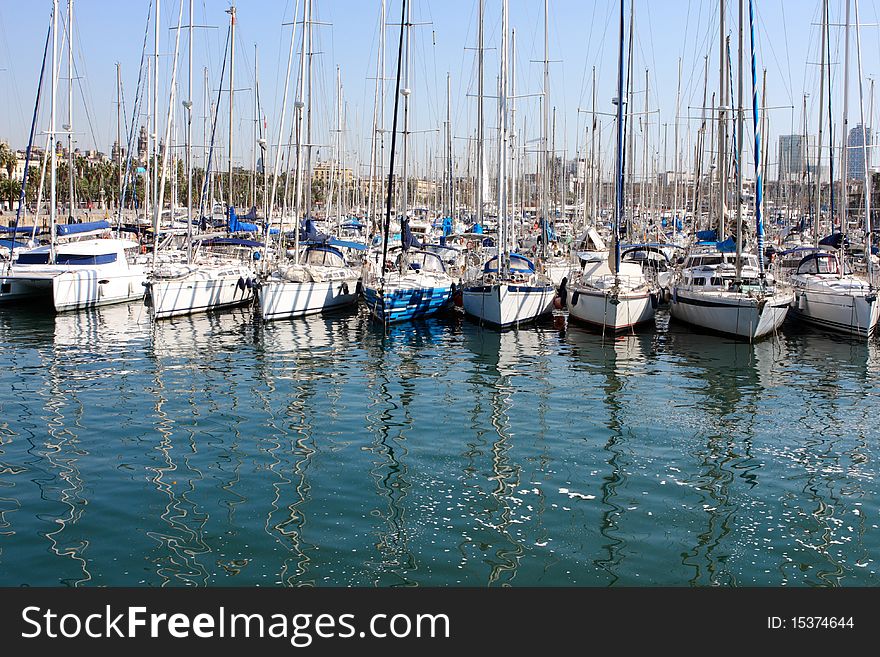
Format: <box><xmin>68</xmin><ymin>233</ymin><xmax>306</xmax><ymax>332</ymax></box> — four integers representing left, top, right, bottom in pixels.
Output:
<box><xmin>0</xmin><ymin>302</ymin><xmax>877</xmax><ymax>587</ymax></box>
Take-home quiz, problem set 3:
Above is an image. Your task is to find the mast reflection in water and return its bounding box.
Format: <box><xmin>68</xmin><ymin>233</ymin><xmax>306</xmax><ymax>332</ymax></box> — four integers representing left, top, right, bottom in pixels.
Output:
<box><xmin>0</xmin><ymin>305</ymin><xmax>878</xmax><ymax>586</ymax></box>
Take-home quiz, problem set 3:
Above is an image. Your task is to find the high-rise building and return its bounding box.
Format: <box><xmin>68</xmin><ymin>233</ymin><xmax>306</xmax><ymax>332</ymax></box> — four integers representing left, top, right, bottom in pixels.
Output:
<box><xmin>847</xmin><ymin>124</ymin><xmax>871</xmax><ymax>181</ymax></box>
<box><xmin>778</xmin><ymin>134</ymin><xmax>809</xmax><ymax>179</ymax></box>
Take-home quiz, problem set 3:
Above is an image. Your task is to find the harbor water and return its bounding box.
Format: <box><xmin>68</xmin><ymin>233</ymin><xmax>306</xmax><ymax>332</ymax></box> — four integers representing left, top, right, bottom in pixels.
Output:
<box><xmin>0</xmin><ymin>303</ymin><xmax>878</xmax><ymax>587</ymax></box>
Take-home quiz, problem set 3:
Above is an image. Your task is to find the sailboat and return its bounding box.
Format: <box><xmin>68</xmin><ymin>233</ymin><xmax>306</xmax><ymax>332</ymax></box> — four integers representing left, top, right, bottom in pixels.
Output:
<box><xmin>362</xmin><ymin>0</ymin><xmax>454</xmax><ymax>324</ymax></box>
<box><xmin>669</xmin><ymin>0</ymin><xmax>792</xmax><ymax>340</ymax></box>
<box><xmin>257</xmin><ymin>0</ymin><xmax>361</xmax><ymax>321</ymax></box>
<box><xmin>461</xmin><ymin>0</ymin><xmax>555</xmax><ymax>328</ymax></box>
<box><xmin>0</xmin><ymin>0</ymin><xmax>145</xmax><ymax>312</ymax></box>
<box><xmin>787</xmin><ymin>0</ymin><xmax>879</xmax><ymax>338</ymax></box>
<box><xmin>144</xmin><ymin>4</ymin><xmax>258</xmax><ymax>320</ymax></box>
<box><xmin>565</xmin><ymin>0</ymin><xmax>656</xmax><ymax>333</ymax></box>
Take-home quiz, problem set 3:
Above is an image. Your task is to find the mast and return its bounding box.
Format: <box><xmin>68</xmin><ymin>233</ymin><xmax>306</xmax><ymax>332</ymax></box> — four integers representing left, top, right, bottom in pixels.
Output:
<box><xmin>398</xmin><ymin>0</ymin><xmax>411</xmax><ymax>222</ymax></box>
<box><xmin>203</xmin><ymin>66</ymin><xmax>210</xmax><ymax>219</ymax></box>
<box><xmin>747</xmin><ymin>0</ymin><xmax>765</xmax><ymax>280</ymax></box>
<box><xmin>334</xmin><ymin>65</ymin><xmax>342</xmax><ymax>231</ymax></box>
<box><xmin>510</xmin><ymin>28</ymin><xmax>517</xmax><ymax>246</ymax></box>
<box><xmin>718</xmin><ymin>0</ymin><xmax>727</xmax><ymax>239</ymax></box>
<box><xmin>497</xmin><ymin>0</ymin><xmax>509</xmax><ymax>273</ymax></box>
<box><xmin>368</xmin><ymin>0</ymin><xmax>385</xmax><ymax>236</ymax></box>
<box><xmin>265</xmin><ymin>0</ymin><xmax>299</xmax><ymax>261</ymax></box>
<box><xmin>475</xmin><ymin>0</ymin><xmax>484</xmax><ymax>226</ymax></box>
<box><xmin>673</xmin><ymin>58</ymin><xmax>682</xmax><ymax>222</ymax></box>
<box><xmin>116</xmin><ymin>63</ymin><xmax>123</xmax><ymax>212</ymax></box>
<box><xmin>50</xmin><ymin>0</ymin><xmax>58</xmax><ymax>263</ymax></box>
<box><xmin>153</xmin><ymin>0</ymin><xmax>185</xmax><ymax>267</ymax></box>
<box><xmin>840</xmin><ymin>0</ymin><xmax>851</xmax><ymax>240</ymax></box>
<box><xmin>67</xmin><ymin>0</ymin><xmax>74</xmax><ymax>223</ymax></box>
<box><xmin>541</xmin><ymin>0</ymin><xmax>550</xmax><ymax>257</ymax></box>
<box><xmin>642</xmin><ymin>68</ymin><xmax>649</xmax><ymax>230</ymax></box>
<box><xmin>735</xmin><ymin>0</ymin><xmax>743</xmax><ymax>280</ymax></box>
<box><xmin>292</xmin><ymin>0</ymin><xmax>309</xmax><ymax>263</ymax></box>
<box><xmin>612</xmin><ymin>0</ymin><xmax>625</xmax><ymax>276</ymax></box>
<box><xmin>591</xmin><ymin>66</ymin><xmax>598</xmax><ymax>223</ymax></box>
<box><xmin>227</xmin><ymin>4</ymin><xmax>236</xmax><ymax>209</ymax></box>
<box><xmin>251</xmin><ymin>44</ymin><xmax>258</xmax><ymax>211</ymax></box>
<box><xmin>186</xmin><ymin>0</ymin><xmax>193</xmax><ymax>261</ymax></box>
<box><xmin>854</xmin><ymin>0</ymin><xmax>873</xmax><ymax>281</ymax></box>
<box><xmin>305</xmin><ymin>0</ymin><xmax>314</xmax><ymax>222</ymax></box>
<box><xmin>153</xmin><ymin>0</ymin><xmax>160</xmax><ymax>217</ymax></box>
<box><xmin>694</xmin><ymin>56</ymin><xmax>708</xmax><ymax>230</ymax></box>
<box><xmin>815</xmin><ymin>12</ymin><xmax>826</xmax><ymax>250</ymax></box>
<box><xmin>446</xmin><ymin>71</ymin><xmax>453</xmax><ymax>222</ymax></box>
<box><xmin>380</xmin><ymin>0</ymin><xmax>408</xmax><ymax>282</ymax></box>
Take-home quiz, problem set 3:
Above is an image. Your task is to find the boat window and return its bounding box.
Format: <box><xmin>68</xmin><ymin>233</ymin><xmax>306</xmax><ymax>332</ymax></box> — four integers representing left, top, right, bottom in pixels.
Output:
<box><xmin>796</xmin><ymin>258</ymin><xmax>819</xmax><ymax>275</ymax></box>
<box><xmin>710</xmin><ymin>277</ymin><xmax>723</xmax><ymax>286</ymax></box>
<box><xmin>692</xmin><ymin>277</ymin><xmax>706</xmax><ymax>286</ymax></box>
<box><xmin>816</xmin><ymin>256</ymin><xmax>839</xmax><ymax>274</ymax></box>
<box><xmin>408</xmin><ymin>251</ymin><xmax>446</xmax><ymax>273</ymax></box>
<box><xmin>305</xmin><ymin>247</ymin><xmax>346</xmax><ymax>268</ymax></box>
<box><xmin>509</xmin><ymin>257</ymin><xmax>534</xmax><ymax>273</ymax></box>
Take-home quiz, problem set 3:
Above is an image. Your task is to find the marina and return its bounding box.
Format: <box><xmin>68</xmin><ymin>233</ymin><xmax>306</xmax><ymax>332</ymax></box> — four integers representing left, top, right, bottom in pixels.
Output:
<box><xmin>1</xmin><ymin>0</ymin><xmax>880</xmax><ymax>589</ymax></box>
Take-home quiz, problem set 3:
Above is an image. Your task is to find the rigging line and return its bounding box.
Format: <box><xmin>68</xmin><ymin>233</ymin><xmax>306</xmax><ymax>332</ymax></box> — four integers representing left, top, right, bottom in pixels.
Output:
<box><xmin>574</xmin><ymin>0</ymin><xmax>600</xmax><ymax>110</ymax></box>
<box><xmin>754</xmin><ymin>2</ymin><xmax>794</xmax><ymax>105</ymax></box>
<box><xmin>69</xmin><ymin>19</ymin><xmax>100</xmax><ymax>155</ymax></box>
<box><xmin>117</xmin><ymin>0</ymin><xmax>154</xmax><ymax>228</ymax></box>
<box><xmin>779</xmin><ymin>0</ymin><xmax>795</xmax><ymax>112</ymax></box>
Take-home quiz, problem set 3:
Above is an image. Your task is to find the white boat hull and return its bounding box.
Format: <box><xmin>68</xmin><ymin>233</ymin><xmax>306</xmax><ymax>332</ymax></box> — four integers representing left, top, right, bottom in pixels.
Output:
<box><xmin>146</xmin><ymin>265</ymin><xmax>256</xmax><ymax>320</ymax></box>
<box><xmin>1</xmin><ymin>266</ymin><xmax>146</xmax><ymax>311</ymax></box>
<box><xmin>258</xmin><ymin>275</ymin><xmax>359</xmax><ymax>321</ymax></box>
<box><xmin>671</xmin><ymin>288</ymin><xmax>792</xmax><ymax>340</ymax></box>
<box><xmin>789</xmin><ymin>284</ymin><xmax>880</xmax><ymax>338</ymax></box>
<box><xmin>462</xmin><ymin>282</ymin><xmax>556</xmax><ymax>328</ymax></box>
<box><xmin>566</xmin><ymin>284</ymin><xmax>655</xmax><ymax>331</ymax></box>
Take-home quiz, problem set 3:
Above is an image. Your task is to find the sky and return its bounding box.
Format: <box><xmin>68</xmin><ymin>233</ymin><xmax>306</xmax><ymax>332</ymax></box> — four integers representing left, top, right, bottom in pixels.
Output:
<box><xmin>1</xmin><ymin>0</ymin><xmax>880</xmax><ymax>182</ymax></box>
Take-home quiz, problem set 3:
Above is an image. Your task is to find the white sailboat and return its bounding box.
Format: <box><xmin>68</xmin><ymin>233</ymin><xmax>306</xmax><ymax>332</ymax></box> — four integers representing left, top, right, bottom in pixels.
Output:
<box><xmin>257</xmin><ymin>0</ymin><xmax>360</xmax><ymax>322</ymax></box>
<box><xmin>670</xmin><ymin>0</ymin><xmax>791</xmax><ymax>340</ymax></box>
<box><xmin>787</xmin><ymin>0</ymin><xmax>879</xmax><ymax>339</ymax></box>
<box><xmin>566</xmin><ymin>0</ymin><xmax>656</xmax><ymax>333</ymax></box>
<box><xmin>461</xmin><ymin>0</ymin><xmax>555</xmax><ymax>328</ymax></box>
<box><xmin>0</xmin><ymin>0</ymin><xmax>145</xmax><ymax>312</ymax></box>
<box><xmin>144</xmin><ymin>3</ymin><xmax>257</xmax><ymax>320</ymax></box>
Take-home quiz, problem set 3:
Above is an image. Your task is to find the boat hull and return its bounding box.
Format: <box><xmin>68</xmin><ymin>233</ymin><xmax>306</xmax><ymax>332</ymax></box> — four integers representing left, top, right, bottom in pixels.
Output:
<box><xmin>670</xmin><ymin>288</ymin><xmax>792</xmax><ymax>340</ymax></box>
<box><xmin>146</xmin><ymin>266</ymin><xmax>256</xmax><ymax>320</ymax></box>
<box><xmin>1</xmin><ymin>267</ymin><xmax>146</xmax><ymax>311</ymax></box>
<box><xmin>363</xmin><ymin>284</ymin><xmax>452</xmax><ymax>323</ymax></box>
<box><xmin>258</xmin><ymin>276</ymin><xmax>359</xmax><ymax>321</ymax></box>
<box><xmin>789</xmin><ymin>285</ymin><xmax>879</xmax><ymax>338</ymax></box>
<box><xmin>566</xmin><ymin>284</ymin><xmax>655</xmax><ymax>331</ymax></box>
<box><xmin>462</xmin><ymin>282</ymin><xmax>556</xmax><ymax>328</ymax></box>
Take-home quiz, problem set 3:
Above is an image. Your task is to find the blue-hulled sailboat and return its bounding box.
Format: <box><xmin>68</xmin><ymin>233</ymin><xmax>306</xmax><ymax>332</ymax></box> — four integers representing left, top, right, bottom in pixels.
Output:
<box><xmin>362</xmin><ymin>0</ymin><xmax>453</xmax><ymax>324</ymax></box>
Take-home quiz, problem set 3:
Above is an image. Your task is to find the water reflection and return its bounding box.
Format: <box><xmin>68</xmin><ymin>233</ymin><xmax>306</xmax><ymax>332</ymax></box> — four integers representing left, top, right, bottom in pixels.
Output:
<box><xmin>360</xmin><ymin>319</ymin><xmax>444</xmax><ymax>587</ymax></box>
<box><xmin>565</xmin><ymin>326</ymin><xmax>650</xmax><ymax>585</ymax></box>
<box><xmin>0</xmin><ymin>302</ymin><xmax>878</xmax><ymax>587</ymax></box>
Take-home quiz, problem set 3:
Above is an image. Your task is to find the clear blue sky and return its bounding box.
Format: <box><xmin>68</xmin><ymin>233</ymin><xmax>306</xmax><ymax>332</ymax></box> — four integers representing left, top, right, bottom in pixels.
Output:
<box><xmin>1</xmin><ymin>0</ymin><xmax>879</xmax><ymax>181</ymax></box>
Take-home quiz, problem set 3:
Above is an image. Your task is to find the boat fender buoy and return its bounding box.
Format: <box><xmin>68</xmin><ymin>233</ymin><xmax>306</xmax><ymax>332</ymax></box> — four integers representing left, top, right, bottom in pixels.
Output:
<box><xmin>245</xmin><ymin>277</ymin><xmax>254</xmax><ymax>289</ymax></box>
<box><xmin>342</xmin><ymin>282</ymin><xmax>349</xmax><ymax>295</ymax></box>
<box><xmin>570</xmin><ymin>290</ymin><xmax>579</xmax><ymax>306</ymax></box>
<box><xmin>553</xmin><ymin>296</ymin><xmax>563</xmax><ymax>310</ymax></box>
<box><xmin>237</xmin><ymin>277</ymin><xmax>246</xmax><ymax>291</ymax></box>
<box><xmin>650</xmin><ymin>293</ymin><xmax>659</xmax><ymax>309</ymax></box>
<box><xmin>356</xmin><ymin>281</ymin><xmax>363</xmax><ymax>296</ymax></box>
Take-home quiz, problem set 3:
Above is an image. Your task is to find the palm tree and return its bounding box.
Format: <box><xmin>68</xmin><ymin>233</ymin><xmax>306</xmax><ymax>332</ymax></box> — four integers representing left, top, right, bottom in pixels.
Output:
<box><xmin>0</xmin><ymin>177</ymin><xmax>21</xmax><ymax>213</ymax></box>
